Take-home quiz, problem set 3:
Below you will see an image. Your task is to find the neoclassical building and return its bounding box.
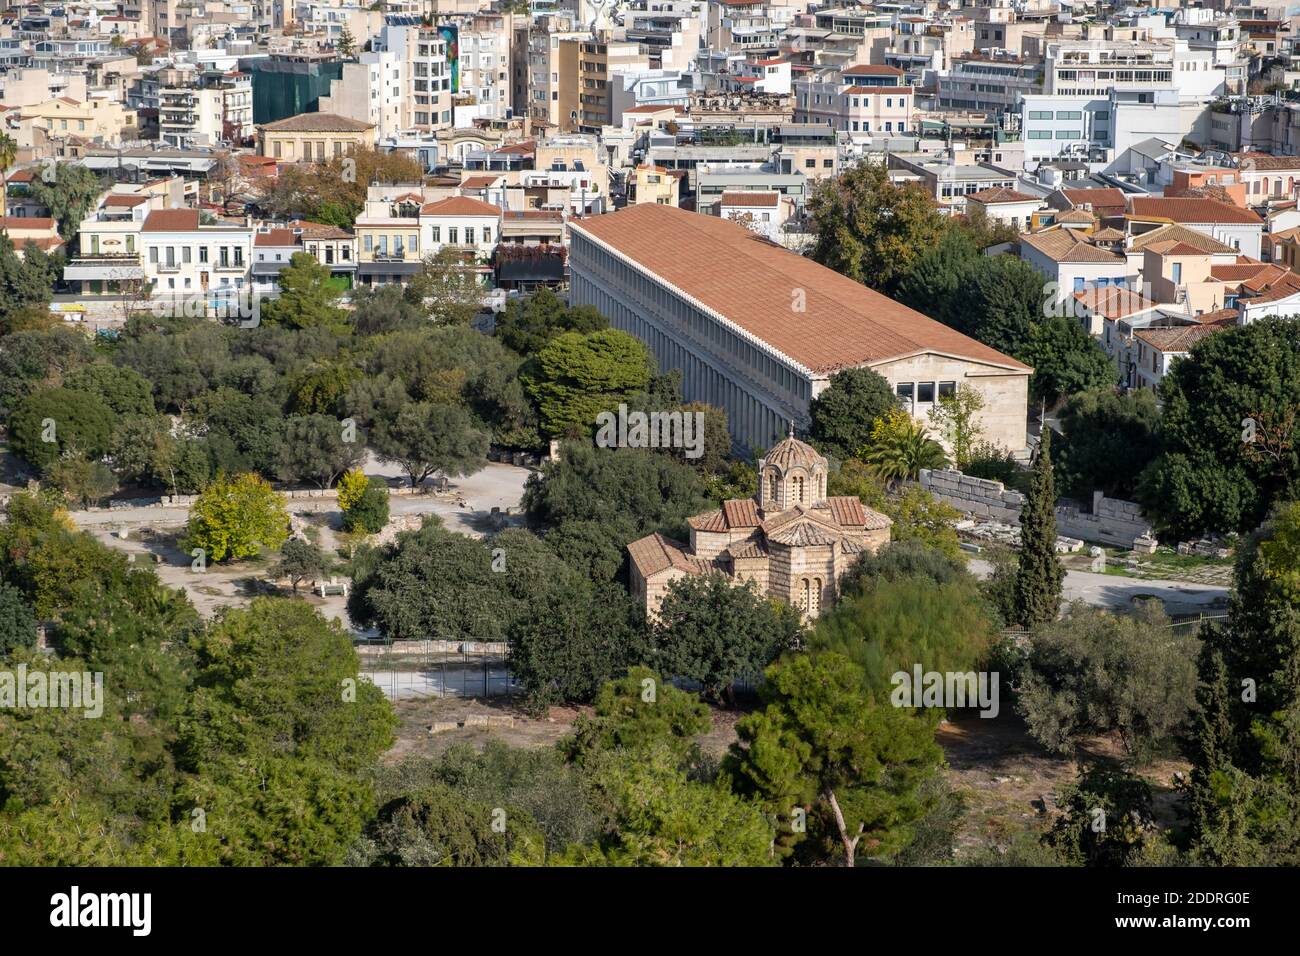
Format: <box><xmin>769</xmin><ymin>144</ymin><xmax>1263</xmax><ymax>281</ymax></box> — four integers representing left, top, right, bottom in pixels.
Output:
<box><xmin>627</xmin><ymin>435</ymin><xmax>892</xmax><ymax>621</ymax></box>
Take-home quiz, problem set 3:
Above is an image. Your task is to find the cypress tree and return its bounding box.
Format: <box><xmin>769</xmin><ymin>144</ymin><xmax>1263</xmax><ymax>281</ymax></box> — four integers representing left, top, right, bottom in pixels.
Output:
<box><xmin>1013</xmin><ymin>428</ymin><xmax>1064</xmax><ymax>628</ymax></box>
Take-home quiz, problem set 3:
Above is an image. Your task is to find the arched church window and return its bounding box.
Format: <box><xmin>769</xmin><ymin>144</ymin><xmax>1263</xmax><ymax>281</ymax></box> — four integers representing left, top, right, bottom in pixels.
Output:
<box><xmin>798</xmin><ymin>578</ymin><xmax>810</xmax><ymax>610</ymax></box>
<box><xmin>792</xmin><ymin>475</ymin><xmax>805</xmax><ymax>505</ymax></box>
<box><xmin>767</xmin><ymin>471</ymin><xmax>779</xmax><ymax>506</ymax></box>
<box><xmin>809</xmin><ymin>578</ymin><xmax>822</xmax><ymax>616</ymax></box>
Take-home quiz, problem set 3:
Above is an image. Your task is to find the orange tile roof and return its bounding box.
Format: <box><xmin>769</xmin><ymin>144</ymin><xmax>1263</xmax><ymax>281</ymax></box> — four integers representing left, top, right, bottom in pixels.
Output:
<box><xmin>1071</xmin><ymin>287</ymin><xmax>1157</xmax><ymax>319</ymax></box>
<box><xmin>255</xmin><ymin>228</ymin><xmax>300</xmax><ymax>246</ymax></box>
<box><xmin>142</xmin><ymin>209</ymin><xmax>200</xmax><ymax>231</ymax></box>
<box><xmin>843</xmin><ymin>64</ymin><xmax>903</xmax><ymax>76</ymax></box>
<box><xmin>627</xmin><ymin>532</ymin><xmax>711</xmax><ymax>577</ymax></box>
<box><xmin>1021</xmin><ymin>228</ymin><xmax>1123</xmax><ymax>263</ymax></box>
<box><xmin>1129</xmin><ymin>223</ymin><xmax>1237</xmax><ymax>255</ymax></box>
<box><xmin>1134</xmin><ymin>323</ymin><xmax>1228</xmax><ymax>353</ymax></box>
<box><xmin>1129</xmin><ymin>196</ymin><xmax>1263</xmax><ymax>225</ymax></box>
<box><xmin>722</xmin><ymin>498</ymin><xmax>761</xmax><ymax>528</ymax></box>
<box><xmin>719</xmin><ymin>191</ymin><xmax>779</xmax><ymax>207</ymax></box>
<box><xmin>968</xmin><ymin>186</ymin><xmax>1039</xmax><ymax>204</ymax></box>
<box><xmin>571</xmin><ymin>204</ymin><xmax>1031</xmax><ymax>375</ymax></box>
<box><xmin>420</xmin><ymin>196</ymin><xmax>502</xmax><ymax>217</ymax></box>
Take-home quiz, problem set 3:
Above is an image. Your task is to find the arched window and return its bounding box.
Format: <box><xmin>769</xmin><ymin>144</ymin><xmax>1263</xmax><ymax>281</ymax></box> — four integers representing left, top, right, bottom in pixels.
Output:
<box><xmin>809</xmin><ymin>578</ymin><xmax>822</xmax><ymax>616</ymax></box>
<box><xmin>798</xmin><ymin>578</ymin><xmax>810</xmax><ymax>610</ymax></box>
<box><xmin>767</xmin><ymin>471</ymin><xmax>779</xmax><ymax>506</ymax></box>
<box><xmin>792</xmin><ymin>475</ymin><xmax>805</xmax><ymax>506</ymax></box>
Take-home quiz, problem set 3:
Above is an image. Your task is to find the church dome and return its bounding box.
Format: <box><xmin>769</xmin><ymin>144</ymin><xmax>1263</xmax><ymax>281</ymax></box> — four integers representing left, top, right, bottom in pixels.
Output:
<box><xmin>763</xmin><ymin>435</ymin><xmax>826</xmax><ymax>473</ymax></box>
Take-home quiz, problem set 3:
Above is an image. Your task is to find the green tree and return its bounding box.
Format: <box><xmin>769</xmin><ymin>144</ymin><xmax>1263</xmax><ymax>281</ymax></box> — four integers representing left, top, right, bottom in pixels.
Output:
<box><xmin>185</xmin><ymin>472</ymin><xmax>289</xmax><ymax>562</ymax></box>
<box><xmin>8</xmin><ymin>386</ymin><xmax>117</xmax><ymax>472</ymax></box>
<box><xmin>1139</xmin><ymin>318</ymin><xmax>1300</xmax><ymax>539</ymax></box>
<box><xmin>508</xmin><ymin>579</ymin><xmax>650</xmax><ymax>709</ymax></box>
<box><xmin>63</xmin><ymin>363</ymin><xmax>156</xmax><ymax>417</ymax></box>
<box><xmin>351</xmin><ymin>785</ymin><xmax>545</xmax><ymax>866</ymax></box>
<box><xmin>495</xmin><ymin>287</ymin><xmax>608</xmax><ymax>356</ymax></box>
<box><xmin>1185</xmin><ymin>503</ymin><xmax>1300</xmax><ymax>864</ymax></box>
<box><xmin>28</xmin><ymin>162</ymin><xmax>102</xmax><ymax>240</ymax></box>
<box><xmin>1017</xmin><ymin>602</ymin><xmax>1200</xmax><ymax>764</ymax></box>
<box><xmin>47</xmin><ymin>452</ymin><xmax>117</xmax><ymax>507</ymax></box>
<box><xmin>0</xmin><ymin>582</ymin><xmax>37</xmax><ymax>653</ymax></box>
<box><xmin>563</xmin><ymin>746</ymin><xmax>774</xmax><ymax>867</ymax></box>
<box><xmin>653</xmin><ymin>575</ymin><xmax>804</xmax><ymax>702</ymax></box>
<box><xmin>1013</xmin><ymin>429</ymin><xmax>1064</xmax><ymax>628</ymax></box>
<box><xmin>342</xmin><ymin>476</ymin><xmax>390</xmax><ymax>533</ymax></box>
<box><xmin>726</xmin><ymin>653</ymin><xmax>944</xmax><ymax>866</ymax></box>
<box><xmin>409</xmin><ymin>246</ymin><xmax>485</xmax><ymax>325</ymax></box>
<box><xmin>1054</xmin><ymin>387</ymin><xmax>1159</xmax><ymax>500</ymax></box>
<box><xmin>259</xmin><ymin>252</ymin><xmax>350</xmax><ymax>332</ymax></box>
<box><xmin>273</xmin><ymin>538</ymin><xmax>330</xmax><ymax>593</ymax></box>
<box><xmin>337</xmin><ymin>24</ymin><xmax>357</xmax><ymax>59</ymax></box>
<box><xmin>522</xmin><ymin>441</ymin><xmax>713</xmax><ymax>544</ymax></box>
<box><xmin>0</xmin><ymin>237</ymin><xmax>59</xmax><ymax>337</ymax></box>
<box><xmin>809</xmin><ymin>366</ymin><xmax>899</xmax><ymax>461</ymax></box>
<box><xmin>1026</xmin><ymin>314</ymin><xmax>1117</xmax><ymax>406</ymax></box>
<box><xmin>524</xmin><ymin>329</ymin><xmax>654</xmax><ymax>437</ymax></box>
<box><xmin>276</xmin><ymin>413</ymin><xmax>365</xmax><ymax>489</ymax></box>
<box><xmin>808</xmin><ymin>574</ymin><xmax>999</xmax><ymax>700</ymax></box>
<box><xmin>865</xmin><ymin>407</ymin><xmax>949</xmax><ymax>486</ymax></box>
<box><xmin>562</xmin><ymin>666</ymin><xmax>711</xmax><ymax>767</ymax></box>
<box><xmin>1045</xmin><ymin>765</ymin><xmax>1159</xmax><ymax>867</ymax></box>
<box><xmin>373</xmin><ymin>401</ymin><xmax>489</xmax><ymax>487</ymax></box>
<box><xmin>928</xmin><ymin>384</ymin><xmax>986</xmax><ymax>470</ymax></box>
<box><xmin>807</xmin><ymin>162</ymin><xmax>948</xmax><ymax>292</ymax></box>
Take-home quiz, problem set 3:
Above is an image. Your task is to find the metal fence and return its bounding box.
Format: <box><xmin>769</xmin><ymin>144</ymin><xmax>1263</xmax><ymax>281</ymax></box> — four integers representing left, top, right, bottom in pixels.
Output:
<box><xmin>358</xmin><ymin>640</ymin><xmax>517</xmax><ymax>700</ymax></box>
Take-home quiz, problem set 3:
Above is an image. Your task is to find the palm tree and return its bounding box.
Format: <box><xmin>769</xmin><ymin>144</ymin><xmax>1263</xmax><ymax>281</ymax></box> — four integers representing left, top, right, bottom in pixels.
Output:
<box><xmin>0</xmin><ymin>131</ymin><xmax>16</xmax><ymax>221</ymax></box>
<box><xmin>865</xmin><ymin>414</ymin><xmax>949</xmax><ymax>487</ymax></box>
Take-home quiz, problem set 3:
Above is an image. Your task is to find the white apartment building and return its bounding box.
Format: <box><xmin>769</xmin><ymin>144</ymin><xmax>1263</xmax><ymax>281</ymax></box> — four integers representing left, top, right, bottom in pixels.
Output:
<box><xmin>1044</xmin><ymin>39</ymin><xmax>1225</xmax><ymax>100</ymax></box>
<box><xmin>419</xmin><ymin>196</ymin><xmax>501</xmax><ymax>261</ymax></box>
<box><xmin>460</xmin><ymin>16</ymin><xmax>514</xmax><ymax>122</ymax></box>
<box><xmin>320</xmin><ymin>51</ymin><xmax>408</xmax><ymax>139</ymax></box>
<box><xmin>159</xmin><ymin>70</ymin><xmax>254</xmax><ymax>148</ymax></box>
<box><xmin>1022</xmin><ymin>89</ymin><xmax>1212</xmax><ymax>163</ymax></box>
<box><xmin>140</xmin><ymin>208</ymin><xmax>254</xmax><ymax>302</ymax></box>
<box><xmin>794</xmin><ymin>64</ymin><xmax>914</xmax><ymax>137</ymax></box>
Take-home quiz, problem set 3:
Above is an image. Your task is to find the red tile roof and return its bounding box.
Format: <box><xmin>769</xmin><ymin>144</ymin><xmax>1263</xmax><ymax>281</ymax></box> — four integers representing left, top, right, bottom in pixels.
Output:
<box><xmin>719</xmin><ymin>191</ymin><xmax>779</xmax><ymax>207</ymax></box>
<box><xmin>141</xmin><ymin>209</ymin><xmax>200</xmax><ymax>231</ymax></box>
<box><xmin>420</xmin><ymin>196</ymin><xmax>502</xmax><ymax>217</ymax></box>
<box><xmin>1129</xmin><ymin>196</ymin><xmax>1263</xmax><ymax>225</ymax></box>
<box><xmin>843</xmin><ymin>64</ymin><xmax>903</xmax><ymax>76</ymax></box>
<box><xmin>571</xmin><ymin>204</ymin><xmax>1031</xmax><ymax>375</ymax></box>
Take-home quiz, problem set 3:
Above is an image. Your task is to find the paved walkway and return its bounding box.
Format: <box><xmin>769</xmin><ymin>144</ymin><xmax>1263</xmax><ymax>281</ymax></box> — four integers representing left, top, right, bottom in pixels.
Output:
<box><xmin>968</xmin><ymin>559</ymin><xmax>1231</xmax><ymax>615</ymax></box>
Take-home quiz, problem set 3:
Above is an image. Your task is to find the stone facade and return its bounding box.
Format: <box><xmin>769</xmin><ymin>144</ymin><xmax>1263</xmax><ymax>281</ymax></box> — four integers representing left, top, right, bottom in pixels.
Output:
<box><xmin>628</xmin><ymin>436</ymin><xmax>892</xmax><ymax>621</ymax></box>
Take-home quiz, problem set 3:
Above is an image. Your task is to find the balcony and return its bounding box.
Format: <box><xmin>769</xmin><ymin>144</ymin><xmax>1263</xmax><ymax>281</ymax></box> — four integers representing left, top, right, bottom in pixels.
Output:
<box><xmin>214</xmin><ymin>260</ymin><xmax>246</xmax><ymax>272</ymax></box>
<box><xmin>64</xmin><ymin>255</ymin><xmax>144</xmax><ymax>281</ymax></box>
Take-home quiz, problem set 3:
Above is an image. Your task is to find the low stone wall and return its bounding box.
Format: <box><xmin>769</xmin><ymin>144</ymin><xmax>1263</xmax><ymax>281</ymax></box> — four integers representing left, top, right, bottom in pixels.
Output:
<box><xmin>1055</xmin><ymin>491</ymin><xmax>1155</xmax><ymax>550</ymax></box>
<box><xmin>920</xmin><ymin>469</ymin><xmax>1156</xmax><ymax>549</ymax></box>
<box><xmin>919</xmin><ymin>469</ymin><xmax>1026</xmax><ymax>525</ymax></box>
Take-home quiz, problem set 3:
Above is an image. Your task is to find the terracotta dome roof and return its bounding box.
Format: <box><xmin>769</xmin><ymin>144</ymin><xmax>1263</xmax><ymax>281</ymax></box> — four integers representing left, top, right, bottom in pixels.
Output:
<box><xmin>763</xmin><ymin>435</ymin><xmax>825</xmax><ymax>472</ymax></box>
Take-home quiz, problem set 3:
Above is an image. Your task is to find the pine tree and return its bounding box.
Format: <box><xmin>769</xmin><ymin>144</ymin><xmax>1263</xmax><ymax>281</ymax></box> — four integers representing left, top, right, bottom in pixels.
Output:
<box><xmin>1013</xmin><ymin>428</ymin><xmax>1064</xmax><ymax>628</ymax></box>
<box><xmin>338</xmin><ymin>26</ymin><xmax>357</xmax><ymax>60</ymax></box>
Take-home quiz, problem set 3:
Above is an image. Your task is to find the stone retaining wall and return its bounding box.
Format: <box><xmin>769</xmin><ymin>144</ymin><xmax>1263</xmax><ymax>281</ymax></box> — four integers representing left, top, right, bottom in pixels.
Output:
<box><xmin>919</xmin><ymin>469</ymin><xmax>1026</xmax><ymax>524</ymax></box>
<box><xmin>920</xmin><ymin>469</ymin><xmax>1156</xmax><ymax>549</ymax></box>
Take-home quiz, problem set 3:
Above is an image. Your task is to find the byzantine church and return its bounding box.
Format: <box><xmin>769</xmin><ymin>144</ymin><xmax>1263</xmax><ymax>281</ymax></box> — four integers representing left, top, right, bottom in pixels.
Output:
<box><xmin>627</xmin><ymin>433</ymin><xmax>892</xmax><ymax>621</ymax></box>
